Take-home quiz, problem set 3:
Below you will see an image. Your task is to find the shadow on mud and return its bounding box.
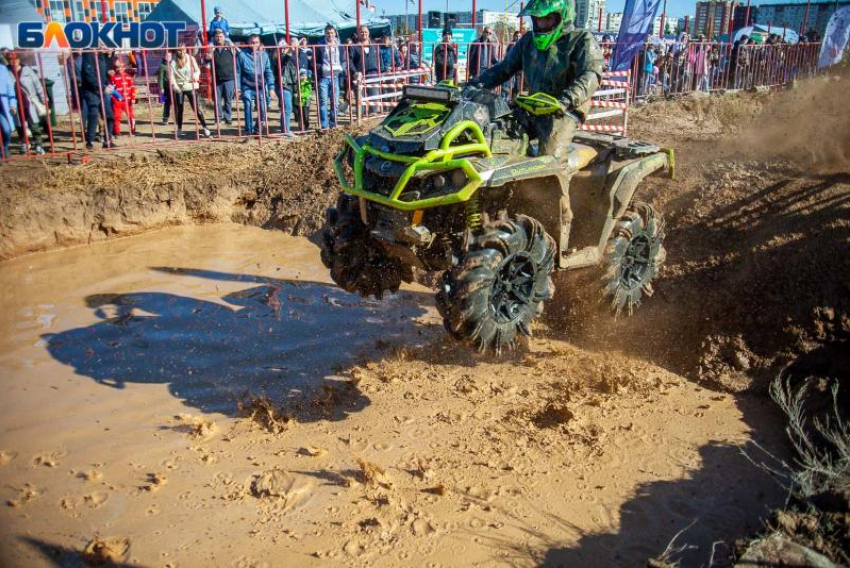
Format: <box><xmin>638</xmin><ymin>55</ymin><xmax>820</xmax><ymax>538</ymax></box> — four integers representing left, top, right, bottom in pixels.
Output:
<box><xmin>43</xmin><ymin>267</ymin><xmax>431</xmax><ymax>420</ymax></box>
<box><xmin>19</xmin><ymin>537</ymin><xmax>140</xmax><ymax>567</ymax></box>
<box><xmin>472</xmin><ymin>436</ymin><xmax>787</xmax><ymax>567</ymax></box>
<box><xmin>544</xmin><ymin>171</ymin><xmax>850</xmax><ymax>390</ymax></box>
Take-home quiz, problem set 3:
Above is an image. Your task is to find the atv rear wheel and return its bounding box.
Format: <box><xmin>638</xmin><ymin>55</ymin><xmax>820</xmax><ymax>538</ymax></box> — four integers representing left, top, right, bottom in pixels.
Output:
<box><xmin>321</xmin><ymin>196</ymin><xmax>413</xmax><ymax>299</ymax></box>
<box><xmin>437</xmin><ymin>215</ymin><xmax>556</xmax><ymax>353</ymax></box>
<box><xmin>602</xmin><ymin>201</ymin><xmax>666</xmax><ymax>315</ymax></box>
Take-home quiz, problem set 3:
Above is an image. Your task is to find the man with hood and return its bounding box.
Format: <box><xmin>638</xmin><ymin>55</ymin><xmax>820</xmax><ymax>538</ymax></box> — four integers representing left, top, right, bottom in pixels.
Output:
<box><xmin>467</xmin><ymin>0</ymin><xmax>602</xmax><ymax>159</ymax></box>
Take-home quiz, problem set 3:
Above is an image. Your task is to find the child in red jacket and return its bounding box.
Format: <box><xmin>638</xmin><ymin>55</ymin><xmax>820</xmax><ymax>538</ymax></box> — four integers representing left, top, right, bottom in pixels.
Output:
<box><xmin>110</xmin><ymin>58</ymin><xmax>136</xmax><ymax>135</ymax></box>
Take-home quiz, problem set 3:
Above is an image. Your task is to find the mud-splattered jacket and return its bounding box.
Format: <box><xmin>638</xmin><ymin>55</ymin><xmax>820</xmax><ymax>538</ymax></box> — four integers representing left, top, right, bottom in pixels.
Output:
<box><xmin>476</xmin><ymin>26</ymin><xmax>603</xmax><ymax>120</ymax></box>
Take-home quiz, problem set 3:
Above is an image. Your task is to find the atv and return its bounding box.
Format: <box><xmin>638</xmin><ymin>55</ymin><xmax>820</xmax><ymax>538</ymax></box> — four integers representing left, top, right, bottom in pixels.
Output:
<box><xmin>321</xmin><ymin>84</ymin><xmax>673</xmax><ymax>352</ymax></box>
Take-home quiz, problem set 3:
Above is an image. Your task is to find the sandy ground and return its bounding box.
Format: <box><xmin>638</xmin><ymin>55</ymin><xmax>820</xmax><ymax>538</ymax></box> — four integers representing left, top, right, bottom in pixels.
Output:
<box><xmin>0</xmin><ymin>76</ymin><xmax>848</xmax><ymax>567</ymax></box>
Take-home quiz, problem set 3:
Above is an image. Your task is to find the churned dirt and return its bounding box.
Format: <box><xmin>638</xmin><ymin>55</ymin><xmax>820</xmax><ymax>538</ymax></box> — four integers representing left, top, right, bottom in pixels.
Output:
<box><xmin>0</xmin><ymin>75</ymin><xmax>848</xmax><ymax>567</ymax></box>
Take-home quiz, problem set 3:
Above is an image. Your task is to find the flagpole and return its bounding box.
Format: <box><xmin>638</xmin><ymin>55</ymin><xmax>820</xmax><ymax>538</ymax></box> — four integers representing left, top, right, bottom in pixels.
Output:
<box><xmin>356</xmin><ymin>0</ymin><xmax>361</xmax><ymax>29</ymax></box>
<box><xmin>418</xmin><ymin>0</ymin><xmax>423</xmax><ymax>44</ymax></box>
<box><xmin>659</xmin><ymin>0</ymin><xmax>666</xmax><ymax>38</ymax></box>
<box><xmin>472</xmin><ymin>0</ymin><xmax>477</xmax><ymax>30</ymax></box>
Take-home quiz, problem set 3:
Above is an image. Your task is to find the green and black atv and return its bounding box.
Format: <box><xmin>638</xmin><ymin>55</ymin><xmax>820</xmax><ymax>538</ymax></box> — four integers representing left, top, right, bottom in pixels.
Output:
<box><xmin>321</xmin><ymin>84</ymin><xmax>673</xmax><ymax>352</ymax></box>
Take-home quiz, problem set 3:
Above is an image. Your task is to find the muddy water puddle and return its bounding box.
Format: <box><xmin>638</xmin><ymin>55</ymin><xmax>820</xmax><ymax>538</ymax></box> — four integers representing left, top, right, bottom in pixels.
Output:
<box><xmin>0</xmin><ymin>224</ymin><xmax>430</xmax><ymax>414</ymax></box>
<box><xmin>0</xmin><ymin>224</ymin><xmax>787</xmax><ymax>567</ymax></box>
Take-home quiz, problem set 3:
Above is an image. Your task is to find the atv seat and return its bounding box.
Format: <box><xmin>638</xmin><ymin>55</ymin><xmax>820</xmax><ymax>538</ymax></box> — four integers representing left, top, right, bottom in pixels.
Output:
<box><xmin>566</xmin><ymin>143</ymin><xmax>598</xmax><ymax>171</ymax></box>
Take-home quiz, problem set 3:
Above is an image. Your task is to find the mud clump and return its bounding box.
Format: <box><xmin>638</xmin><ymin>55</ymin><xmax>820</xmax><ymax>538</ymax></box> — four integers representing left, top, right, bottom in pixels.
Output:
<box><xmin>251</xmin><ymin>469</ymin><xmax>314</xmax><ymax>512</ymax></box>
<box><xmin>238</xmin><ymin>394</ymin><xmax>294</xmax><ymax>434</ymax></box>
<box><xmin>81</xmin><ymin>536</ymin><xmax>130</xmax><ymax>565</ymax></box>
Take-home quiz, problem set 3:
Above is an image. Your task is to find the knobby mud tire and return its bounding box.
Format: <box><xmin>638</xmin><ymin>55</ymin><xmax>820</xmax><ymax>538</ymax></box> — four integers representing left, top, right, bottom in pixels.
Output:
<box><xmin>602</xmin><ymin>201</ymin><xmax>666</xmax><ymax>316</ymax></box>
<box><xmin>437</xmin><ymin>215</ymin><xmax>556</xmax><ymax>353</ymax></box>
<box><xmin>321</xmin><ymin>196</ymin><xmax>413</xmax><ymax>299</ymax></box>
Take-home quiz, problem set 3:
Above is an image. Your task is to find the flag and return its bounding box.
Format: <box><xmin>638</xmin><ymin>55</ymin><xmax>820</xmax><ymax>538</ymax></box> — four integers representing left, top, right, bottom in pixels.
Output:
<box><xmin>611</xmin><ymin>0</ymin><xmax>663</xmax><ymax>71</ymax></box>
<box><xmin>818</xmin><ymin>6</ymin><xmax>850</xmax><ymax>68</ymax></box>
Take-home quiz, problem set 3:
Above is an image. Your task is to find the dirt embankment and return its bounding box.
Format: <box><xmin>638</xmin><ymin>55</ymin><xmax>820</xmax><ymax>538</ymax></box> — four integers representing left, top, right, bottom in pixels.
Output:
<box><xmin>0</xmin><ymin>129</ymin><xmax>357</xmax><ymax>261</ymax></box>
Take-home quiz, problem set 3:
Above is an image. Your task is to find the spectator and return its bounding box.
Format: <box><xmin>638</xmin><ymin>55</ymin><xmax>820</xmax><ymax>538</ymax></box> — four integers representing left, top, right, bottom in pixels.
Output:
<box><xmin>80</xmin><ymin>48</ymin><xmax>117</xmax><ymax>150</ymax></box>
<box><xmin>315</xmin><ymin>24</ymin><xmax>345</xmax><ymax>129</ymax></box>
<box><xmin>399</xmin><ymin>43</ymin><xmax>421</xmax><ymax>83</ymax></box>
<box><xmin>236</xmin><ymin>34</ymin><xmax>275</xmax><ymax>135</ymax></box>
<box><xmin>294</xmin><ymin>68</ymin><xmax>313</xmax><ymax>130</ymax></box>
<box><xmin>349</xmin><ymin>25</ymin><xmax>382</xmax><ymax>116</ymax></box>
<box><xmin>208</xmin><ymin>6</ymin><xmax>230</xmax><ymax>43</ymax></box>
<box><xmin>169</xmin><ymin>46</ymin><xmax>211</xmax><ymax>138</ymax></box>
<box><xmin>0</xmin><ymin>51</ymin><xmax>16</xmax><ymax>159</ymax></box>
<box><xmin>158</xmin><ymin>51</ymin><xmax>173</xmax><ymax>125</ymax></box>
<box><xmin>205</xmin><ymin>28</ymin><xmax>236</xmax><ymax>125</ymax></box>
<box><xmin>12</xmin><ymin>54</ymin><xmax>49</xmax><ymax>154</ymax></box>
<box><xmin>657</xmin><ymin>49</ymin><xmax>673</xmax><ymax>93</ymax></box>
<box><xmin>467</xmin><ymin>26</ymin><xmax>499</xmax><ymax>79</ymax></box>
<box><xmin>9</xmin><ymin>53</ymin><xmax>49</xmax><ymax>154</ymax></box>
<box><xmin>601</xmin><ymin>34</ymin><xmax>613</xmax><ymax>71</ymax></box>
<box><xmin>433</xmin><ymin>28</ymin><xmax>458</xmax><ymax>84</ymax></box>
<box><xmin>110</xmin><ymin>57</ymin><xmax>136</xmax><ymax>135</ymax></box>
<box><xmin>379</xmin><ymin>35</ymin><xmax>401</xmax><ymax>72</ymax></box>
<box><xmin>641</xmin><ymin>48</ymin><xmax>657</xmax><ymax>96</ymax></box>
<box><xmin>297</xmin><ymin>37</ymin><xmax>313</xmax><ymax>78</ymax></box>
<box><xmin>272</xmin><ymin>39</ymin><xmax>298</xmax><ymax>136</ymax></box>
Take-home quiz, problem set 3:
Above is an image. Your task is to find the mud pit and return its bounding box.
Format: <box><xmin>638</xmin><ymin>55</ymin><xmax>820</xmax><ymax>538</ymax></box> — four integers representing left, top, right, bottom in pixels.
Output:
<box><xmin>1</xmin><ymin>76</ymin><xmax>848</xmax><ymax>566</ymax></box>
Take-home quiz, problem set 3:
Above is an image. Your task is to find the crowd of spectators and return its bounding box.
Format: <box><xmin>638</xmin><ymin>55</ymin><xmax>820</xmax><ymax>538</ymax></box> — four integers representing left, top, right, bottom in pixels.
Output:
<box><xmin>0</xmin><ymin>24</ymin><xmax>827</xmax><ymax>159</ymax></box>
<box><xmin>625</xmin><ymin>30</ymin><xmax>821</xmax><ymax>99</ymax></box>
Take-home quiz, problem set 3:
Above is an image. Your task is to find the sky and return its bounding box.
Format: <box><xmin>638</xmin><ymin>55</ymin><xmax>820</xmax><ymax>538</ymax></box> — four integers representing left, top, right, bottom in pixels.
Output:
<box><xmin>376</xmin><ymin>0</ymin><xmax>699</xmax><ymax>19</ymax></box>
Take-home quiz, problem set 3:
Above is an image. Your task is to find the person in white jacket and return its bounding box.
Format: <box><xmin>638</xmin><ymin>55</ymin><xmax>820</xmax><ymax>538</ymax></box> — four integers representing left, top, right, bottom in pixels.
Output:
<box><xmin>9</xmin><ymin>53</ymin><xmax>48</xmax><ymax>154</ymax></box>
<box><xmin>168</xmin><ymin>46</ymin><xmax>211</xmax><ymax>138</ymax></box>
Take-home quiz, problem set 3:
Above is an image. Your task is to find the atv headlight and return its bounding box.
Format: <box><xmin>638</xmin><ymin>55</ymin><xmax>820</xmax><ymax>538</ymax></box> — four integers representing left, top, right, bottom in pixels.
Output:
<box><xmin>403</xmin><ymin>85</ymin><xmax>460</xmax><ymax>104</ymax></box>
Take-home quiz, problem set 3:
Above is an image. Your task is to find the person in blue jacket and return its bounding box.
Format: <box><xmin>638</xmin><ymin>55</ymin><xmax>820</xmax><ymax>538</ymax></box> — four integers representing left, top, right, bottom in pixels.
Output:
<box><xmin>0</xmin><ymin>53</ymin><xmax>17</xmax><ymax>160</ymax></box>
<box><xmin>236</xmin><ymin>34</ymin><xmax>276</xmax><ymax>135</ymax></box>
<box><xmin>379</xmin><ymin>35</ymin><xmax>401</xmax><ymax>72</ymax></box>
<box><xmin>208</xmin><ymin>6</ymin><xmax>230</xmax><ymax>44</ymax></box>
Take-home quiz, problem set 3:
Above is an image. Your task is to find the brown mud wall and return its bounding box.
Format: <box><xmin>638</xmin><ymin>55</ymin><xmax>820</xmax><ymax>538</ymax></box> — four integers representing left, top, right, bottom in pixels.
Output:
<box><xmin>0</xmin><ymin>129</ymin><xmax>356</xmax><ymax>261</ymax></box>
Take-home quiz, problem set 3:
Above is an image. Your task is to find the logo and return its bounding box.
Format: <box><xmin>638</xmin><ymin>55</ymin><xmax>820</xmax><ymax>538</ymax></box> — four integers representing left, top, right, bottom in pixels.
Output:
<box><xmin>18</xmin><ymin>21</ymin><xmax>186</xmax><ymax>49</ymax></box>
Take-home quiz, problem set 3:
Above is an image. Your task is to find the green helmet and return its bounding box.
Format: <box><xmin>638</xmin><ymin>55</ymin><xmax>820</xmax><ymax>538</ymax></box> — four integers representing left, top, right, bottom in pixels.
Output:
<box><xmin>520</xmin><ymin>0</ymin><xmax>575</xmax><ymax>51</ymax></box>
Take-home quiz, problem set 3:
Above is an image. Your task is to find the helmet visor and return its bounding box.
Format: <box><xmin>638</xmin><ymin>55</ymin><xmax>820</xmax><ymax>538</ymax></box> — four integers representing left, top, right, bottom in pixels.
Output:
<box><xmin>532</xmin><ymin>12</ymin><xmax>561</xmax><ymax>34</ymax></box>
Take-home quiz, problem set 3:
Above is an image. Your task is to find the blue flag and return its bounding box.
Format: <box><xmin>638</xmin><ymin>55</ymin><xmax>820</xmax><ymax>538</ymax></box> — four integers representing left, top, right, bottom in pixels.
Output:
<box><xmin>611</xmin><ymin>0</ymin><xmax>663</xmax><ymax>71</ymax></box>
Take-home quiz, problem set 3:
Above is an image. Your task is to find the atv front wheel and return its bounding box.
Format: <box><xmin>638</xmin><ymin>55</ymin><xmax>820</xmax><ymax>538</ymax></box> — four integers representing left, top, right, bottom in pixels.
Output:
<box><xmin>602</xmin><ymin>201</ymin><xmax>666</xmax><ymax>315</ymax></box>
<box><xmin>321</xmin><ymin>196</ymin><xmax>413</xmax><ymax>299</ymax></box>
<box><xmin>437</xmin><ymin>215</ymin><xmax>556</xmax><ymax>353</ymax></box>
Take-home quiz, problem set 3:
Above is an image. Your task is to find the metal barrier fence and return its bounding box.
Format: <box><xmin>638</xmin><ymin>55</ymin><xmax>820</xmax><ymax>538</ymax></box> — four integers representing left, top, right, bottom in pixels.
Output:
<box><xmin>0</xmin><ymin>40</ymin><xmax>824</xmax><ymax>163</ymax></box>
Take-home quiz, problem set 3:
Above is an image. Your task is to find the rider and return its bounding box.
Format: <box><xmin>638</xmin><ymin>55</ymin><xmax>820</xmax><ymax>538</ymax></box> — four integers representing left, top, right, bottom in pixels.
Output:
<box><xmin>468</xmin><ymin>0</ymin><xmax>603</xmax><ymax>159</ymax></box>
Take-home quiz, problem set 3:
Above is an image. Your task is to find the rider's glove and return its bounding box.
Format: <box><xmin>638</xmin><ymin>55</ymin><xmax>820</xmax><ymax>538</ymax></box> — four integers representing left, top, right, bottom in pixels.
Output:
<box><xmin>461</xmin><ymin>81</ymin><xmax>484</xmax><ymax>100</ymax></box>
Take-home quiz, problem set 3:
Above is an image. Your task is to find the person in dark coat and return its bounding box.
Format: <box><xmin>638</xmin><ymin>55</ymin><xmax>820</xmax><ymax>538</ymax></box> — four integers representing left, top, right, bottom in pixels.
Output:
<box><xmin>467</xmin><ymin>26</ymin><xmax>499</xmax><ymax>79</ymax></box>
<box><xmin>80</xmin><ymin>48</ymin><xmax>117</xmax><ymax>150</ymax></box>
<box><xmin>433</xmin><ymin>28</ymin><xmax>458</xmax><ymax>84</ymax></box>
<box><xmin>271</xmin><ymin>39</ymin><xmax>299</xmax><ymax>135</ymax></box>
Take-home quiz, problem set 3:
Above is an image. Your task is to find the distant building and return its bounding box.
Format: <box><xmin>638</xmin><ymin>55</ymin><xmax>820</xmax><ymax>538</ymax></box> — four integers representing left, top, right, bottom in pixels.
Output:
<box><xmin>731</xmin><ymin>4</ymin><xmax>758</xmax><ymax>31</ymax></box>
<box><xmin>576</xmin><ymin>0</ymin><xmax>606</xmax><ymax>30</ymax></box>
<box><xmin>756</xmin><ymin>0</ymin><xmax>850</xmax><ymax>37</ymax></box>
<box><xmin>30</xmin><ymin>0</ymin><xmax>162</xmax><ymax>23</ymax></box>
<box><xmin>604</xmin><ymin>11</ymin><xmax>622</xmax><ymax>32</ymax></box>
<box><xmin>695</xmin><ymin>0</ymin><xmax>737</xmax><ymax>37</ymax></box>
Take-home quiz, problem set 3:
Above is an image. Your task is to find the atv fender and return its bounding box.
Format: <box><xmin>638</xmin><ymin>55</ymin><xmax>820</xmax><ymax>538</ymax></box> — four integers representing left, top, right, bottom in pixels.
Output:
<box><xmin>560</xmin><ymin>152</ymin><xmax>669</xmax><ymax>269</ymax></box>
